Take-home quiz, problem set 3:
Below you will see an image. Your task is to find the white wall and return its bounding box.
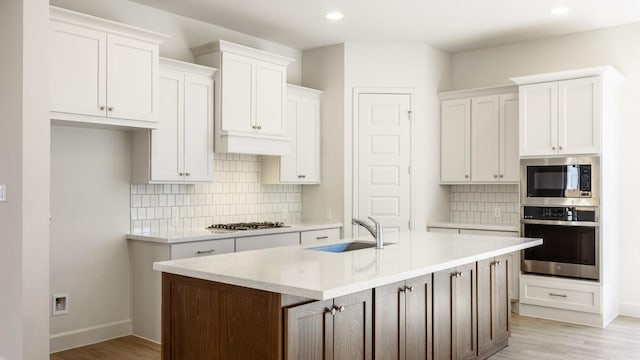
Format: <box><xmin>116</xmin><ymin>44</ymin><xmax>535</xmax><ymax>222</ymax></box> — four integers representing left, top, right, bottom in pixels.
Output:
<box><xmin>451</xmin><ymin>23</ymin><xmax>640</xmax><ymax>317</ymax></box>
<box><xmin>50</xmin><ymin>0</ymin><xmax>302</xmax><ymax>84</ymax></box>
<box><xmin>301</xmin><ymin>44</ymin><xmax>346</xmax><ymax>224</ymax></box>
<box><xmin>343</xmin><ymin>43</ymin><xmax>451</xmax><ymax>235</ymax></box>
<box><xmin>0</xmin><ymin>0</ymin><xmax>51</xmax><ymax>358</ymax></box>
<box><xmin>49</xmin><ymin>126</ymin><xmax>133</xmax><ymax>352</ymax></box>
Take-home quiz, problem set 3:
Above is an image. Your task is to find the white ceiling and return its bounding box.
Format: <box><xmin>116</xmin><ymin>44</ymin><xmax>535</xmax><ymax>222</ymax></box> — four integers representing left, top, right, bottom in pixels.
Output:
<box><xmin>133</xmin><ymin>0</ymin><xmax>640</xmax><ymax>52</ymax></box>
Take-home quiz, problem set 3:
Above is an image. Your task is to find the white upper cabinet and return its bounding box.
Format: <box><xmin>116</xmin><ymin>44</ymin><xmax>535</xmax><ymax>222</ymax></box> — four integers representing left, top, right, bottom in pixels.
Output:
<box><xmin>131</xmin><ymin>59</ymin><xmax>216</xmax><ymax>184</ymax></box>
<box><xmin>440</xmin><ymin>87</ymin><xmax>519</xmax><ymax>184</ymax></box>
<box><xmin>192</xmin><ymin>40</ymin><xmax>294</xmax><ymax>155</ymax></box>
<box><xmin>513</xmin><ymin>71</ymin><xmax>603</xmax><ymax>157</ymax></box>
<box><xmin>441</xmin><ymin>98</ymin><xmax>471</xmax><ymax>182</ymax></box>
<box><xmin>50</xmin><ymin>6</ymin><xmax>168</xmax><ymax>129</ymax></box>
<box><xmin>262</xmin><ymin>85</ymin><xmax>322</xmax><ymax>184</ymax></box>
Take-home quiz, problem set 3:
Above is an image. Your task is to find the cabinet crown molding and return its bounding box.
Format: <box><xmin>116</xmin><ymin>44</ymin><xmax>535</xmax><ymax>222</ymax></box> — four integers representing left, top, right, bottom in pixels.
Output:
<box><xmin>191</xmin><ymin>40</ymin><xmax>295</xmax><ymax>66</ymax></box>
<box><xmin>159</xmin><ymin>57</ymin><xmax>217</xmax><ymax>78</ymax></box>
<box><xmin>439</xmin><ymin>84</ymin><xmax>517</xmax><ymax>100</ymax></box>
<box><xmin>50</xmin><ymin>6</ymin><xmax>170</xmax><ymax>44</ymax></box>
<box><xmin>510</xmin><ymin>66</ymin><xmax>621</xmax><ymax>85</ymax></box>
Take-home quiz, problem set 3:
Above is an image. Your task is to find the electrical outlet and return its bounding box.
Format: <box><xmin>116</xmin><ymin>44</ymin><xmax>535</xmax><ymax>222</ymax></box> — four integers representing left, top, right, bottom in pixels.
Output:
<box><xmin>0</xmin><ymin>184</ymin><xmax>6</xmax><ymax>202</ymax></box>
<box><xmin>494</xmin><ymin>207</ymin><xmax>501</xmax><ymax>218</ymax></box>
<box><xmin>171</xmin><ymin>213</ymin><xmax>179</xmax><ymax>226</ymax></box>
<box><xmin>52</xmin><ymin>293</ymin><xmax>69</xmax><ymax>316</ymax></box>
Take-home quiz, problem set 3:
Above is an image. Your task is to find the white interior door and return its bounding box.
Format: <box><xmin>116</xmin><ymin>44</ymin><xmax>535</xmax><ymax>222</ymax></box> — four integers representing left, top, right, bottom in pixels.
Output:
<box><xmin>356</xmin><ymin>93</ymin><xmax>412</xmax><ymax>241</ymax></box>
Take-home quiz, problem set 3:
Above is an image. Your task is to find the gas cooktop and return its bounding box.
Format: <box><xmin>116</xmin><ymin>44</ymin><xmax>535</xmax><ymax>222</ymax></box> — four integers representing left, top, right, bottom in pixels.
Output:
<box><xmin>206</xmin><ymin>222</ymin><xmax>290</xmax><ymax>231</ymax></box>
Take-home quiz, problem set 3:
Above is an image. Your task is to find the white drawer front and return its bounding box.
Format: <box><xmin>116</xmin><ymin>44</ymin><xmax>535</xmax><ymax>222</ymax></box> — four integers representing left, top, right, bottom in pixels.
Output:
<box><xmin>459</xmin><ymin>229</ymin><xmax>519</xmax><ymax>237</ymax></box>
<box><xmin>236</xmin><ymin>232</ymin><xmax>300</xmax><ymax>252</ymax></box>
<box><xmin>300</xmin><ymin>228</ymin><xmax>341</xmax><ymax>245</ymax></box>
<box><xmin>427</xmin><ymin>227</ymin><xmax>460</xmax><ymax>234</ymax></box>
<box><xmin>170</xmin><ymin>238</ymin><xmax>235</xmax><ymax>260</ymax></box>
<box><xmin>520</xmin><ymin>276</ymin><xmax>601</xmax><ymax>314</ymax></box>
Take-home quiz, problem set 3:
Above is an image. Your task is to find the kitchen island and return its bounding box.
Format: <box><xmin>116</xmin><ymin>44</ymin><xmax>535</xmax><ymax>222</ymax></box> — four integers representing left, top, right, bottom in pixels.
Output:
<box><xmin>154</xmin><ymin>231</ymin><xmax>541</xmax><ymax>359</ymax></box>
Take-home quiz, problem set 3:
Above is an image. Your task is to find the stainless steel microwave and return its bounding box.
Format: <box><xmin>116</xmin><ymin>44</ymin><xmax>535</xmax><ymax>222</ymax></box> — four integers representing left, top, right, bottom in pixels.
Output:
<box><xmin>520</xmin><ymin>157</ymin><xmax>599</xmax><ymax>206</ymax></box>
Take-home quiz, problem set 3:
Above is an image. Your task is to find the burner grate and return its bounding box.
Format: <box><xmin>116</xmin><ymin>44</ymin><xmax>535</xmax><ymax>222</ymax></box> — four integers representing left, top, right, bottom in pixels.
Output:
<box><xmin>206</xmin><ymin>222</ymin><xmax>288</xmax><ymax>231</ymax></box>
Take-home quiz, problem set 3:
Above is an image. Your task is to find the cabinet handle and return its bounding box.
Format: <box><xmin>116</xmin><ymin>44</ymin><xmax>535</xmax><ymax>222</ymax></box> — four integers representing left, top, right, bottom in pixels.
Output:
<box><xmin>405</xmin><ymin>285</ymin><xmax>415</xmax><ymax>292</ymax></box>
<box><xmin>549</xmin><ymin>293</ymin><xmax>568</xmax><ymax>298</ymax></box>
<box><xmin>185</xmin><ymin>173</ymin><xmax>191</xmax><ymax>177</ymax></box>
<box><xmin>257</xmin><ymin>125</ymin><xmax>262</xmax><ymax>130</ymax></box>
<box><xmin>494</xmin><ymin>174</ymin><xmax>498</xmax><ymax>178</ymax></box>
<box><xmin>108</xmin><ymin>107</ymin><xmax>114</xmax><ymax>112</ymax></box>
<box><xmin>179</xmin><ymin>172</ymin><xmax>184</xmax><ymax>176</ymax></box>
<box><xmin>499</xmin><ymin>174</ymin><xmax>504</xmax><ymax>178</ymax></box>
<box><xmin>451</xmin><ymin>271</ymin><xmax>463</xmax><ymax>278</ymax></box>
<box><xmin>328</xmin><ymin>307</ymin><xmax>337</xmax><ymax>316</ymax></box>
<box><xmin>492</xmin><ymin>260</ymin><xmax>502</xmax><ymax>267</ymax></box>
<box><xmin>196</xmin><ymin>249</ymin><xmax>216</xmax><ymax>255</ymax></box>
<box><xmin>99</xmin><ymin>105</ymin><xmax>106</xmax><ymax>111</ymax></box>
<box><xmin>300</xmin><ymin>175</ymin><xmax>306</xmax><ymax>179</ymax></box>
<box><xmin>316</xmin><ymin>236</ymin><xmax>329</xmax><ymax>240</ymax></box>
<box><xmin>559</xmin><ymin>146</ymin><xmax>563</xmax><ymax>150</ymax></box>
<box><xmin>252</xmin><ymin>125</ymin><xmax>257</xmax><ymax>129</ymax></box>
<box><xmin>336</xmin><ymin>305</ymin><xmax>345</xmax><ymax>313</ymax></box>
<box><xmin>552</xmin><ymin>146</ymin><xmax>556</xmax><ymax>151</ymax></box>
<box><xmin>465</xmin><ymin>174</ymin><xmax>469</xmax><ymax>178</ymax></box>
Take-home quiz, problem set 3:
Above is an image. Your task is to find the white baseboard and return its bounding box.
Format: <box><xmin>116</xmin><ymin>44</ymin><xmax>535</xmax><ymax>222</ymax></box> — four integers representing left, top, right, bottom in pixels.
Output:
<box><xmin>619</xmin><ymin>302</ymin><xmax>640</xmax><ymax>318</ymax></box>
<box><xmin>50</xmin><ymin>319</ymin><xmax>132</xmax><ymax>353</ymax></box>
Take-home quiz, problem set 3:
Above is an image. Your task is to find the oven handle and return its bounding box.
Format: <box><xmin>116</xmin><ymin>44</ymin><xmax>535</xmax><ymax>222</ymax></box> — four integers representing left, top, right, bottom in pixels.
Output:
<box><xmin>521</xmin><ymin>219</ymin><xmax>599</xmax><ymax>227</ymax></box>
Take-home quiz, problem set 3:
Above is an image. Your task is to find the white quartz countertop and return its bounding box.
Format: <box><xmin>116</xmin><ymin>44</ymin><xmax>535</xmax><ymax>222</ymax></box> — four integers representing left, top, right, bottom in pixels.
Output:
<box><xmin>127</xmin><ymin>222</ymin><xmax>343</xmax><ymax>244</ymax></box>
<box><xmin>428</xmin><ymin>221</ymin><xmax>519</xmax><ymax>232</ymax></box>
<box><xmin>153</xmin><ymin>231</ymin><xmax>542</xmax><ymax>300</ymax></box>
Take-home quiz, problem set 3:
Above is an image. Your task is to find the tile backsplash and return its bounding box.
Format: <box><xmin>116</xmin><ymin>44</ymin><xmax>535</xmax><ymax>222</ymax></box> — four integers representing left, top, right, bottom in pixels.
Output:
<box><xmin>130</xmin><ymin>154</ymin><xmax>301</xmax><ymax>233</ymax></box>
<box><xmin>449</xmin><ymin>184</ymin><xmax>519</xmax><ymax>224</ymax></box>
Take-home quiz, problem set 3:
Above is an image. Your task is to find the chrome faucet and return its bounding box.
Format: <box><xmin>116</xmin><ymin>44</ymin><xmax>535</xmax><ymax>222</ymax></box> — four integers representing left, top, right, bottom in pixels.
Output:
<box><xmin>352</xmin><ymin>216</ymin><xmax>384</xmax><ymax>249</ymax></box>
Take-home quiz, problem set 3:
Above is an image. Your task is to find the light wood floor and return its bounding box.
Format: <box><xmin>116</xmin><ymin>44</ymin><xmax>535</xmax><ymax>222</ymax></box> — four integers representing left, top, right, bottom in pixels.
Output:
<box><xmin>50</xmin><ymin>314</ymin><xmax>640</xmax><ymax>359</ymax></box>
<box><xmin>491</xmin><ymin>314</ymin><xmax>640</xmax><ymax>359</ymax></box>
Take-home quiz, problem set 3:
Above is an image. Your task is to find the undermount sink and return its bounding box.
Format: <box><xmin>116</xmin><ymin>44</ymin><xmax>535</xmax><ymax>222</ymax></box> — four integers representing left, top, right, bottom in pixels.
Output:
<box><xmin>307</xmin><ymin>241</ymin><xmax>393</xmax><ymax>253</ymax></box>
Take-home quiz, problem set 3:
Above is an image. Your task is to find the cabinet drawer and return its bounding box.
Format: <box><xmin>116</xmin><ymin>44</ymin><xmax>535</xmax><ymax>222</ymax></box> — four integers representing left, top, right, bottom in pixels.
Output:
<box><xmin>170</xmin><ymin>238</ymin><xmax>235</xmax><ymax>260</ymax></box>
<box><xmin>300</xmin><ymin>228</ymin><xmax>341</xmax><ymax>245</ymax></box>
<box><xmin>236</xmin><ymin>232</ymin><xmax>300</xmax><ymax>252</ymax></box>
<box><xmin>520</xmin><ymin>275</ymin><xmax>601</xmax><ymax>313</ymax></box>
<box><xmin>427</xmin><ymin>227</ymin><xmax>460</xmax><ymax>234</ymax></box>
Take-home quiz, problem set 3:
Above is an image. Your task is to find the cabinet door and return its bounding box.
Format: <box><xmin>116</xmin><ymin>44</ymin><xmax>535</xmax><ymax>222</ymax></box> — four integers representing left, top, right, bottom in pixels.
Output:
<box><xmin>256</xmin><ymin>61</ymin><xmax>287</xmax><ymax>136</ymax></box>
<box><xmin>280</xmin><ymin>96</ymin><xmax>299</xmax><ymax>182</ymax></box>
<box><xmin>50</xmin><ymin>21</ymin><xmax>107</xmax><ymax>117</ymax></box>
<box><xmin>519</xmin><ymin>82</ymin><xmax>558</xmax><ymax>156</ymax></box>
<box><xmin>183</xmin><ymin>75</ymin><xmax>214</xmax><ymax>182</ymax></box>
<box><xmin>106</xmin><ymin>34</ymin><xmax>158</xmax><ymax>122</ymax></box>
<box><xmin>433</xmin><ymin>269</ymin><xmax>453</xmax><ymax>360</ymax></box>
<box><xmin>284</xmin><ymin>299</ymin><xmax>334</xmax><ymax>360</ymax></box>
<box><xmin>558</xmin><ymin>77</ymin><xmax>601</xmax><ymax>155</ymax></box>
<box><xmin>441</xmin><ymin>99</ymin><xmax>471</xmax><ymax>182</ymax></box>
<box><xmin>499</xmin><ymin>94</ymin><xmax>519</xmax><ymax>182</ymax></box>
<box><xmin>333</xmin><ymin>290</ymin><xmax>373</xmax><ymax>360</ymax></box>
<box><xmin>405</xmin><ymin>274</ymin><xmax>433</xmax><ymax>360</ymax></box>
<box><xmin>297</xmin><ymin>96</ymin><xmax>321</xmax><ymax>183</ymax></box>
<box><xmin>477</xmin><ymin>255</ymin><xmax>511</xmax><ymax>358</ymax></box>
<box><xmin>452</xmin><ymin>262</ymin><xmax>477</xmax><ymax>360</ymax></box>
<box><xmin>221</xmin><ymin>52</ymin><xmax>255</xmax><ymax>132</ymax></box>
<box><xmin>151</xmin><ymin>70</ymin><xmax>184</xmax><ymax>182</ymax></box>
<box><xmin>374</xmin><ymin>281</ymin><xmax>404</xmax><ymax>360</ymax></box>
<box><xmin>471</xmin><ymin>96</ymin><xmax>500</xmax><ymax>182</ymax></box>
<box><xmin>235</xmin><ymin>232</ymin><xmax>300</xmax><ymax>252</ymax></box>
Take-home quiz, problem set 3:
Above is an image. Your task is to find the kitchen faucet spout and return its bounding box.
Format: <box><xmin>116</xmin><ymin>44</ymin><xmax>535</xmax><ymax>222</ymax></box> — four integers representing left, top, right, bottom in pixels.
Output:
<box><xmin>352</xmin><ymin>217</ymin><xmax>384</xmax><ymax>249</ymax></box>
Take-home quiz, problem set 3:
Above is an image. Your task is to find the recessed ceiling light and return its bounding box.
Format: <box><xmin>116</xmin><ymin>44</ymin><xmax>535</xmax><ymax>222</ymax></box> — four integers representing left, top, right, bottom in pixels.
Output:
<box><xmin>326</xmin><ymin>11</ymin><xmax>344</xmax><ymax>20</ymax></box>
<box><xmin>550</xmin><ymin>6</ymin><xmax>570</xmax><ymax>16</ymax></box>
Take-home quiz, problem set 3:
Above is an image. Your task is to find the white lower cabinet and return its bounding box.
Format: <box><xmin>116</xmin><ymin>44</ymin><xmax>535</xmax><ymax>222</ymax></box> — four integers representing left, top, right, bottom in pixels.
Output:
<box><xmin>300</xmin><ymin>228</ymin><xmax>341</xmax><ymax>245</ymax></box>
<box><xmin>520</xmin><ymin>274</ymin><xmax>601</xmax><ymax>314</ymax></box>
<box><xmin>170</xmin><ymin>239</ymin><xmax>235</xmax><ymax>260</ymax></box>
<box><xmin>131</xmin><ymin>58</ymin><xmax>216</xmax><ymax>184</ymax></box>
<box><xmin>235</xmin><ymin>232</ymin><xmax>300</xmax><ymax>252</ymax></box>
